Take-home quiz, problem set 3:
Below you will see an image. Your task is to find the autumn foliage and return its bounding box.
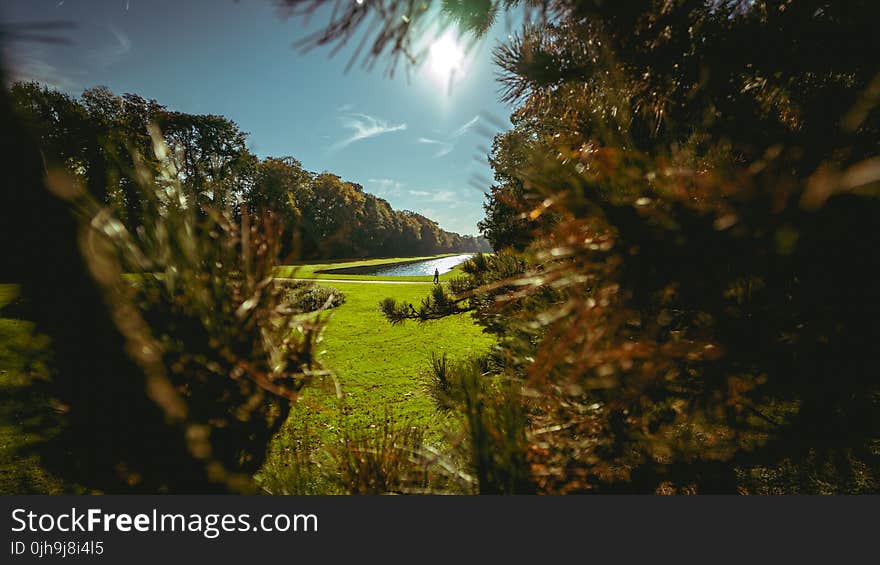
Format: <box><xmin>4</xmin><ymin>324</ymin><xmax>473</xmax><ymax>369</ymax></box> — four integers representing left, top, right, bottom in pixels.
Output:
<box><xmin>367</xmin><ymin>0</ymin><xmax>880</xmax><ymax>493</ymax></box>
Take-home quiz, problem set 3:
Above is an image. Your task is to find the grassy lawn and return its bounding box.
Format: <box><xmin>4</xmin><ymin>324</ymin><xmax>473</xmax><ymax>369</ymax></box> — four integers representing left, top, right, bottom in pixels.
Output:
<box><xmin>258</xmin><ymin>277</ymin><xmax>495</xmax><ymax>493</ymax></box>
<box><xmin>275</xmin><ymin>253</ymin><xmax>467</xmax><ymax>282</ymax></box>
<box><xmin>1</xmin><ymin>255</ymin><xmax>491</xmax><ymax>494</ymax></box>
<box><xmin>0</xmin><ymin>284</ymin><xmax>78</xmax><ymax>494</ymax></box>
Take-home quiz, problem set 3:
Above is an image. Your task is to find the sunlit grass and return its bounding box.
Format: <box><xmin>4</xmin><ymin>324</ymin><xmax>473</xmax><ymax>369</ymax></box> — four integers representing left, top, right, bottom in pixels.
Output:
<box><xmin>259</xmin><ymin>278</ymin><xmax>496</xmax><ymax>493</ymax></box>
<box><xmin>2</xmin><ymin>271</ymin><xmax>492</xmax><ymax>494</ymax></box>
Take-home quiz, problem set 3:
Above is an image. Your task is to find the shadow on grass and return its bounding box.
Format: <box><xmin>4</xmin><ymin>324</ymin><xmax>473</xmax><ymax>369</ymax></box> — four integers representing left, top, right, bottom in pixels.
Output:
<box><xmin>0</xmin><ymin>291</ymin><xmax>81</xmax><ymax>494</ymax></box>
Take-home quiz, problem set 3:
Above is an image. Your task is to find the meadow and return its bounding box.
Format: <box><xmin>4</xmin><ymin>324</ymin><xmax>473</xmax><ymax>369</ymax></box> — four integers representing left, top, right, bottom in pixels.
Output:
<box><xmin>0</xmin><ymin>256</ymin><xmax>495</xmax><ymax>494</ymax></box>
<box><xmin>259</xmin><ymin>260</ymin><xmax>496</xmax><ymax>493</ymax></box>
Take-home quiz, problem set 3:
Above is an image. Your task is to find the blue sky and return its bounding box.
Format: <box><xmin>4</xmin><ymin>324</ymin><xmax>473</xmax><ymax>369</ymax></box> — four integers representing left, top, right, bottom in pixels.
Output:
<box><xmin>1</xmin><ymin>0</ymin><xmax>517</xmax><ymax>235</ymax></box>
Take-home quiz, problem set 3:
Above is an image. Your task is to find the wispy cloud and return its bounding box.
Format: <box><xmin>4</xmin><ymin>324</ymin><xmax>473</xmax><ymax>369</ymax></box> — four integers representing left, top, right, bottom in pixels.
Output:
<box><xmin>333</xmin><ymin>112</ymin><xmax>407</xmax><ymax>150</ymax></box>
<box><xmin>432</xmin><ymin>190</ymin><xmax>456</xmax><ymax>202</ymax></box>
<box><xmin>87</xmin><ymin>24</ymin><xmax>131</xmax><ymax>68</ymax></box>
<box><xmin>109</xmin><ymin>24</ymin><xmax>131</xmax><ymax>53</ymax></box>
<box><xmin>3</xmin><ymin>43</ymin><xmax>82</xmax><ymax>91</ymax></box>
<box><xmin>418</xmin><ymin>115</ymin><xmax>480</xmax><ymax>158</ymax></box>
<box><xmin>417</xmin><ymin>137</ymin><xmax>454</xmax><ymax>158</ymax></box>
<box><xmin>3</xmin><ymin>22</ymin><xmax>132</xmax><ymax>93</ymax></box>
<box><xmin>451</xmin><ymin>115</ymin><xmax>480</xmax><ymax>138</ymax></box>
<box><xmin>407</xmin><ymin>189</ymin><xmax>458</xmax><ymax>203</ymax></box>
<box><xmin>367</xmin><ymin>178</ymin><xmax>404</xmax><ymax>196</ymax></box>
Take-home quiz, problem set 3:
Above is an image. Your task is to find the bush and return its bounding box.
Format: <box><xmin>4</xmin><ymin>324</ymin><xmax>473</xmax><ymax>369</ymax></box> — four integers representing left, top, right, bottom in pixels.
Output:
<box><xmin>334</xmin><ymin>415</ymin><xmax>430</xmax><ymax>495</ymax></box>
<box><xmin>279</xmin><ymin>281</ymin><xmax>346</xmax><ymax>313</ymax></box>
<box><xmin>428</xmin><ymin>352</ymin><xmax>452</xmax><ymax>409</ymax></box>
<box><xmin>366</xmin><ymin>1</ymin><xmax>880</xmax><ymax>494</ymax></box>
<box><xmin>427</xmin><ymin>352</ymin><xmax>533</xmax><ymax>494</ymax></box>
<box><xmin>1</xmin><ymin>87</ymin><xmax>326</xmax><ymax>492</ymax></box>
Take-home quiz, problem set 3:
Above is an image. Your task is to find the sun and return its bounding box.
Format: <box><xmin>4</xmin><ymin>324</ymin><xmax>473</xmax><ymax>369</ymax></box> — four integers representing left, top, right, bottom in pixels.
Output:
<box><xmin>428</xmin><ymin>33</ymin><xmax>465</xmax><ymax>87</ymax></box>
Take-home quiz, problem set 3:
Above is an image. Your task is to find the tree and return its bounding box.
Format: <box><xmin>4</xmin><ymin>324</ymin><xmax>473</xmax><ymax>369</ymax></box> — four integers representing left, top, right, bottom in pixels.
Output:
<box><xmin>8</xmin><ymin>82</ymin><xmax>106</xmax><ymax>201</ymax></box>
<box><xmin>301</xmin><ymin>0</ymin><xmax>880</xmax><ymax>493</ymax></box>
<box><xmin>3</xmin><ymin>77</ymin><xmax>323</xmax><ymax>493</ymax></box>
<box><xmin>480</xmin><ymin>0</ymin><xmax>880</xmax><ymax>493</ymax></box>
<box><xmin>161</xmin><ymin>111</ymin><xmax>255</xmax><ymax>210</ymax></box>
<box><xmin>10</xmin><ymin>80</ymin><xmax>483</xmax><ymax>263</ymax></box>
<box><xmin>479</xmin><ymin>128</ymin><xmax>536</xmax><ymax>251</ymax></box>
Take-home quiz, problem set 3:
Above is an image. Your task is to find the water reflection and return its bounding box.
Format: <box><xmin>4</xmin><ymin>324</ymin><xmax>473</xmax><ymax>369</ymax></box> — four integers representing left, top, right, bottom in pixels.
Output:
<box><xmin>359</xmin><ymin>254</ymin><xmax>473</xmax><ymax>277</ymax></box>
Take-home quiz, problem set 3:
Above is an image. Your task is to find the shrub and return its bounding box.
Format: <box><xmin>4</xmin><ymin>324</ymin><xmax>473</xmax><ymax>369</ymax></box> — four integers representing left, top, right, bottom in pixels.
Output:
<box><xmin>426</xmin><ymin>352</ymin><xmax>533</xmax><ymax>494</ymax></box>
<box><xmin>428</xmin><ymin>352</ymin><xmax>452</xmax><ymax>409</ymax></box>
<box><xmin>257</xmin><ymin>418</ymin><xmax>334</xmax><ymax>495</ymax></box>
<box><xmin>356</xmin><ymin>1</ymin><xmax>880</xmax><ymax>493</ymax></box>
<box><xmin>1</xmin><ymin>86</ymin><xmax>325</xmax><ymax>492</ymax></box>
<box><xmin>279</xmin><ymin>281</ymin><xmax>346</xmax><ymax>313</ymax></box>
<box><xmin>333</xmin><ymin>415</ymin><xmax>430</xmax><ymax>495</ymax></box>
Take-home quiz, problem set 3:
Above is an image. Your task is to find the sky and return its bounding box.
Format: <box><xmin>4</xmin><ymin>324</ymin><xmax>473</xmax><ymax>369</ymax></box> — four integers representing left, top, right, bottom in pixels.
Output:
<box><xmin>0</xmin><ymin>0</ymin><xmax>518</xmax><ymax>236</ymax></box>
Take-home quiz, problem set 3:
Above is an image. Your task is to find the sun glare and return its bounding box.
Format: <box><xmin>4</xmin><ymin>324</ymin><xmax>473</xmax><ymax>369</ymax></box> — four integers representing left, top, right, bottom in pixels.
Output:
<box><xmin>428</xmin><ymin>33</ymin><xmax>465</xmax><ymax>88</ymax></box>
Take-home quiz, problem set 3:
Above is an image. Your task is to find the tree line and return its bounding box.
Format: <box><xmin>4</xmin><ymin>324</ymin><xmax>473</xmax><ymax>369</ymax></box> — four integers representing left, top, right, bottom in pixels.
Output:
<box><xmin>1</xmin><ymin>76</ymin><xmax>488</xmax><ymax>493</ymax></box>
<box><xmin>8</xmin><ymin>81</ymin><xmax>490</xmax><ymax>260</ymax></box>
<box><xmin>3</xmin><ymin>0</ymin><xmax>878</xmax><ymax>494</ymax></box>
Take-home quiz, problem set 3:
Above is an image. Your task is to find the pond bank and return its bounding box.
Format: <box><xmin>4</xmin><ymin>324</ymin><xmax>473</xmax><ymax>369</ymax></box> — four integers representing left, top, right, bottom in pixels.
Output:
<box><xmin>318</xmin><ymin>253</ymin><xmax>473</xmax><ymax>277</ymax></box>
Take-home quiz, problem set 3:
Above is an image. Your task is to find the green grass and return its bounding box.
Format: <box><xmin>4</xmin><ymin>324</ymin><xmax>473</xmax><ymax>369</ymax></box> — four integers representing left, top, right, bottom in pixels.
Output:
<box><xmin>275</xmin><ymin>253</ymin><xmax>468</xmax><ymax>282</ymax></box>
<box><xmin>0</xmin><ymin>284</ymin><xmax>78</xmax><ymax>494</ymax></box>
<box><xmin>0</xmin><ymin>255</ymin><xmax>492</xmax><ymax>494</ymax></box>
<box><xmin>259</xmin><ymin>278</ymin><xmax>495</xmax><ymax>493</ymax></box>
<box><xmin>320</xmin><ymin>281</ymin><xmax>492</xmax><ymax>429</ymax></box>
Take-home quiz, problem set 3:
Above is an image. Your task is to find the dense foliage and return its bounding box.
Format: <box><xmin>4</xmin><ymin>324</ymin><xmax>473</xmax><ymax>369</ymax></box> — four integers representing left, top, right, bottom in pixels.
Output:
<box><xmin>279</xmin><ymin>280</ymin><xmax>347</xmax><ymax>312</ymax></box>
<box><xmin>8</xmin><ymin>82</ymin><xmax>490</xmax><ymax>260</ymax></box>
<box><xmin>4</xmin><ymin>0</ymin><xmax>878</xmax><ymax>495</ymax></box>
<box><xmin>350</xmin><ymin>0</ymin><xmax>880</xmax><ymax>493</ymax></box>
<box><xmin>1</xmin><ymin>70</ymin><xmax>333</xmax><ymax>491</ymax></box>
<box><xmin>1</xmin><ymin>55</ymin><xmax>484</xmax><ymax>494</ymax></box>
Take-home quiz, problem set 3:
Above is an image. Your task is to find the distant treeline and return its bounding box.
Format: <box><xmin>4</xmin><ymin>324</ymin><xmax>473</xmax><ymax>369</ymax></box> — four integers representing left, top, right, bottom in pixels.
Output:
<box><xmin>8</xmin><ymin>82</ymin><xmax>490</xmax><ymax>259</ymax></box>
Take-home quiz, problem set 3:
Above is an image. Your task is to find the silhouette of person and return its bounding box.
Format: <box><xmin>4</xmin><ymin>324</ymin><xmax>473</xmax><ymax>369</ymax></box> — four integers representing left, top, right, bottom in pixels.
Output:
<box><xmin>433</xmin><ymin>268</ymin><xmax>440</xmax><ymax>284</ymax></box>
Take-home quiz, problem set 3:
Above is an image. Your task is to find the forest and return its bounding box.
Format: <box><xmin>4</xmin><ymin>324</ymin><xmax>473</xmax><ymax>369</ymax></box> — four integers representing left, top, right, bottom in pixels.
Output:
<box><xmin>7</xmin><ymin>81</ymin><xmax>490</xmax><ymax>260</ymax></box>
<box><xmin>1</xmin><ymin>0</ymin><xmax>878</xmax><ymax>495</ymax></box>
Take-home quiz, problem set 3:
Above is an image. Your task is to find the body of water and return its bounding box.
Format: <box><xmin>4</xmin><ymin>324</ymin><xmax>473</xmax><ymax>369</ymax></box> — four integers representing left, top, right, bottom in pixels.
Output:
<box><xmin>326</xmin><ymin>254</ymin><xmax>474</xmax><ymax>277</ymax></box>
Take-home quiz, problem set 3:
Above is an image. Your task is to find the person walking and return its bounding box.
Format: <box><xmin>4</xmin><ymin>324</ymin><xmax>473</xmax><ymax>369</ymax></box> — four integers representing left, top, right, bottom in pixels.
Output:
<box><xmin>433</xmin><ymin>268</ymin><xmax>440</xmax><ymax>284</ymax></box>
